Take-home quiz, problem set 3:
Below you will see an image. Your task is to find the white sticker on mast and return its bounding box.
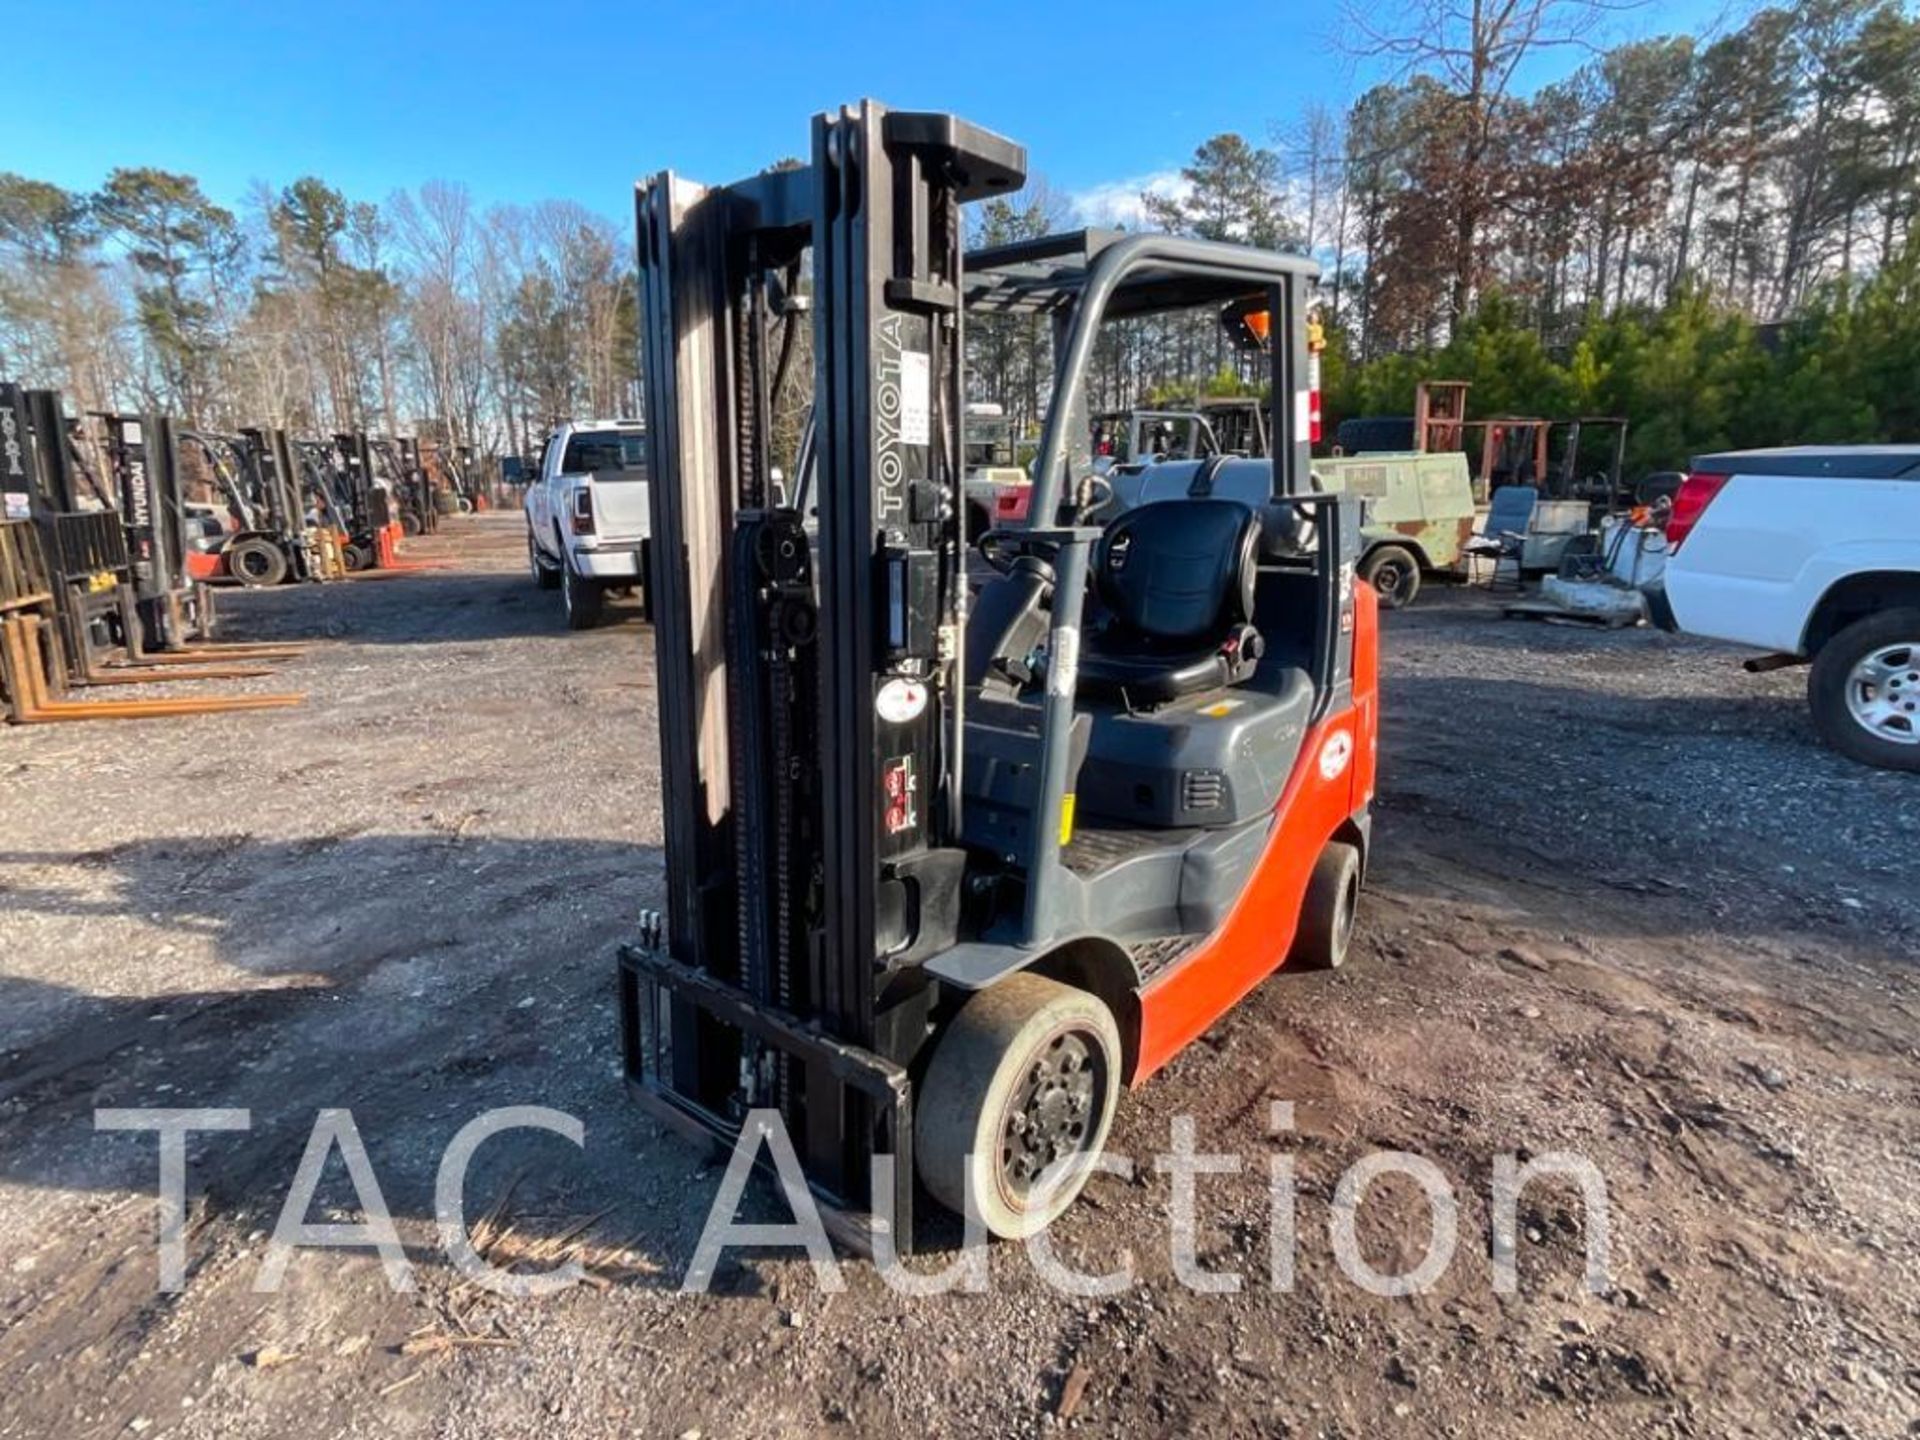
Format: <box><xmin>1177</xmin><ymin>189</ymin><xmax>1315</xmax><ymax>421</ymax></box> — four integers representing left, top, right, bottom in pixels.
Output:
<box><xmin>899</xmin><ymin>350</ymin><xmax>931</xmax><ymax>447</ymax></box>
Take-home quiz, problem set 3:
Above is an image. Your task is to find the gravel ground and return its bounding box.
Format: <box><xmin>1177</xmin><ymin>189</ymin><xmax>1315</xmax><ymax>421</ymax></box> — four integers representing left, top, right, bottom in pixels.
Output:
<box><xmin>1</xmin><ymin>515</ymin><xmax>1915</xmax><ymax>1440</ymax></box>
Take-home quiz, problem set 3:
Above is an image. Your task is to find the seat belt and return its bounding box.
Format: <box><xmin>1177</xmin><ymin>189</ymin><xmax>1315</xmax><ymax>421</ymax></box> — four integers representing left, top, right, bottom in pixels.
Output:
<box><xmin>1187</xmin><ymin>454</ymin><xmax>1229</xmax><ymax>498</ymax></box>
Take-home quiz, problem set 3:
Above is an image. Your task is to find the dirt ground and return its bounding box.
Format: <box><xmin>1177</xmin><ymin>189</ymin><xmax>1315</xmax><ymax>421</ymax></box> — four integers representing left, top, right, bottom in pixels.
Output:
<box><xmin>2</xmin><ymin>513</ymin><xmax>1915</xmax><ymax>1440</ymax></box>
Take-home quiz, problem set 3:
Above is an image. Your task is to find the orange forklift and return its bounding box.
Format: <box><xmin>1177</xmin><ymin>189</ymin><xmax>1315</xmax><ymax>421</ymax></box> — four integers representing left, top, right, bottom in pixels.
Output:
<box><xmin>618</xmin><ymin>102</ymin><xmax>1378</xmax><ymax>1248</ymax></box>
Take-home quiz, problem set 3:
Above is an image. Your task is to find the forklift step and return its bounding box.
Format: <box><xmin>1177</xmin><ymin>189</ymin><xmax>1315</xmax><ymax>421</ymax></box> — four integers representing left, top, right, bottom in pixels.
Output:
<box><xmin>1062</xmin><ymin>823</ymin><xmax>1203</xmax><ymax>879</ymax></box>
<box><xmin>1127</xmin><ymin>933</ymin><xmax>1204</xmax><ymax>983</ymax></box>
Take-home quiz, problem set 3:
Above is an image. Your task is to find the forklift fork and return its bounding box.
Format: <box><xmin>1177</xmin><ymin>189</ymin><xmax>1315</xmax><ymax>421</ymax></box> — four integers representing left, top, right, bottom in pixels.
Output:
<box><xmin>1</xmin><ymin>614</ymin><xmax>303</xmax><ymax>723</ymax></box>
<box><xmin>73</xmin><ymin>588</ymin><xmax>302</xmax><ymax>681</ymax></box>
<box><xmin>109</xmin><ymin>645</ymin><xmax>303</xmax><ymax>664</ymax></box>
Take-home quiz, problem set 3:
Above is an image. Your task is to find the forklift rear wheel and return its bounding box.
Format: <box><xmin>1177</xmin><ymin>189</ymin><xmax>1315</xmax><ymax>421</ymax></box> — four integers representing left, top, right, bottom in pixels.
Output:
<box><xmin>1360</xmin><ymin>546</ymin><xmax>1421</xmax><ymax>610</ymax></box>
<box><xmin>342</xmin><ymin>543</ymin><xmax>371</xmax><ymax>573</ymax></box>
<box><xmin>562</xmin><ymin>565</ymin><xmax>605</xmax><ymax>629</ymax></box>
<box><xmin>529</xmin><ymin>533</ymin><xmax>560</xmax><ymax>590</ymax></box>
<box><xmin>227</xmin><ymin>537</ymin><xmax>288</xmax><ymax>588</ymax></box>
<box><xmin>400</xmin><ymin>510</ymin><xmax>423</xmax><ymax>537</ymax></box>
<box><xmin>915</xmin><ymin>973</ymin><xmax>1121</xmax><ymax>1239</ymax></box>
<box><xmin>1289</xmin><ymin>840</ymin><xmax>1361</xmax><ymax>971</ymax></box>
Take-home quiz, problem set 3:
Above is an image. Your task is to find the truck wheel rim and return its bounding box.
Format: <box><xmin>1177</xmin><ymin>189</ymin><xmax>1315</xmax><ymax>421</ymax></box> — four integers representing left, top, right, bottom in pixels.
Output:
<box><xmin>997</xmin><ymin>1027</ymin><xmax>1105</xmax><ymax>1206</ymax></box>
<box><xmin>1845</xmin><ymin>643</ymin><xmax>1920</xmax><ymax>745</ymax></box>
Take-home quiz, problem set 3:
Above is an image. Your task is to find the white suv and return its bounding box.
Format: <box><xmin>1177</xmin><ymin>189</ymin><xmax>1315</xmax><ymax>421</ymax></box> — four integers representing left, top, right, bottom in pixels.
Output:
<box><xmin>524</xmin><ymin>421</ymin><xmax>649</xmax><ymax>629</ymax></box>
<box><xmin>1647</xmin><ymin>446</ymin><xmax>1920</xmax><ymax>770</ymax></box>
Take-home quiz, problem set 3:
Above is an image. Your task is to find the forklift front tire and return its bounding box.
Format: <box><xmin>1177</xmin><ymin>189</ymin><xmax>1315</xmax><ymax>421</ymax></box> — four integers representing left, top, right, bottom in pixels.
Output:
<box><xmin>227</xmin><ymin>537</ymin><xmax>288</xmax><ymax>588</ymax></box>
<box><xmin>562</xmin><ymin>564</ymin><xmax>605</xmax><ymax>629</ymax></box>
<box><xmin>915</xmin><ymin>973</ymin><xmax>1121</xmax><ymax>1240</ymax></box>
<box><xmin>1288</xmin><ymin>840</ymin><xmax>1362</xmax><ymax>971</ymax></box>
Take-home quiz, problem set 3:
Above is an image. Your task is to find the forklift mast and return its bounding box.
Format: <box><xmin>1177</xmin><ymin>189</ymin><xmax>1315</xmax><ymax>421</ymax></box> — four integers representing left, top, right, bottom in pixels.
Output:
<box><xmin>236</xmin><ymin>427</ymin><xmax>306</xmax><ymax>539</ymax></box>
<box><xmin>332</xmin><ymin>431</ymin><xmax>384</xmax><ymax>532</ymax></box>
<box><xmin>627</xmin><ymin>101</ymin><xmax>1025</xmax><ymax>1231</ymax></box>
<box><xmin>3</xmin><ymin>386</ymin><xmax>85</xmax><ymax>536</ymax></box>
<box><xmin>93</xmin><ymin>410</ymin><xmax>200</xmax><ymax>650</ymax></box>
<box><xmin>0</xmin><ymin>386</ymin><xmax>30</xmax><ymax>522</ymax></box>
<box><xmin>295</xmin><ymin>439</ymin><xmax>347</xmax><ymax>522</ymax></box>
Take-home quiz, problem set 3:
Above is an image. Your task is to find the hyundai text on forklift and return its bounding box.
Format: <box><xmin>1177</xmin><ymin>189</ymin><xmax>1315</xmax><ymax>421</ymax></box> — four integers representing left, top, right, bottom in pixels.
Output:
<box><xmin>617</xmin><ymin>102</ymin><xmax>1379</xmax><ymax>1252</ymax></box>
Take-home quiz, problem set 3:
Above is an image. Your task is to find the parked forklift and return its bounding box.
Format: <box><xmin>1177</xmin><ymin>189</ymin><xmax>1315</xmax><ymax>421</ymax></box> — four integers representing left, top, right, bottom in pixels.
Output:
<box><xmin>1091</xmin><ymin>397</ymin><xmax>1270</xmax><ymax>470</ymax></box>
<box><xmin>370</xmin><ymin>434</ymin><xmax>436</xmax><ymax>537</ymax></box>
<box><xmin>88</xmin><ymin>409</ymin><xmax>222</xmax><ymax>653</ymax></box>
<box><xmin>174</xmin><ymin>427</ymin><xmax>341</xmax><ymax>586</ymax></box>
<box><xmin>296</xmin><ymin>431</ymin><xmax>433</xmax><ymax>573</ymax></box>
<box><xmin>0</xmin><ymin>385</ymin><xmax>303</xmax><ymax>724</ymax></box>
<box><xmin>618</xmin><ymin>102</ymin><xmax>1378</xmax><ymax>1250</ymax></box>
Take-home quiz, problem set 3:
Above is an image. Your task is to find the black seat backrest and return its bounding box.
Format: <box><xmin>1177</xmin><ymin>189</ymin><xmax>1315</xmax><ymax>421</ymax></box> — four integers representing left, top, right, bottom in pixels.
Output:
<box><xmin>1093</xmin><ymin>499</ymin><xmax>1259</xmax><ymax>644</ymax></box>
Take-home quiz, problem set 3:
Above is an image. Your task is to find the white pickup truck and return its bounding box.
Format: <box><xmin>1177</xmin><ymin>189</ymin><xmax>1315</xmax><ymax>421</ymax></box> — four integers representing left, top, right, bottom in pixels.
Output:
<box><xmin>1646</xmin><ymin>445</ymin><xmax>1920</xmax><ymax>770</ymax></box>
<box><xmin>524</xmin><ymin>420</ymin><xmax>649</xmax><ymax>629</ymax></box>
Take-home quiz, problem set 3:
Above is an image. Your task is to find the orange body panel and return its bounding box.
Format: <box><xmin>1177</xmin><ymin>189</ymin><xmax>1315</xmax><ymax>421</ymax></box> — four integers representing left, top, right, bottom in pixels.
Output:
<box><xmin>1132</xmin><ymin>581</ymin><xmax>1380</xmax><ymax>1083</ymax></box>
<box><xmin>185</xmin><ymin>551</ymin><xmax>221</xmax><ymax>581</ymax></box>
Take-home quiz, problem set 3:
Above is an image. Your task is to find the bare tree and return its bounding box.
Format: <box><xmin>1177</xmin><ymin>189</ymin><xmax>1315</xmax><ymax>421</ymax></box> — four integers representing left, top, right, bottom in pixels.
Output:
<box><xmin>1341</xmin><ymin>0</ymin><xmax>1637</xmax><ymax>323</ymax></box>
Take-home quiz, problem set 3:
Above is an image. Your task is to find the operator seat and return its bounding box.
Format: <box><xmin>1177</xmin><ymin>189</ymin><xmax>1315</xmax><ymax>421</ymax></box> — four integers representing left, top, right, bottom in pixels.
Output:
<box><xmin>1077</xmin><ymin>498</ymin><xmax>1265</xmax><ymax>704</ymax></box>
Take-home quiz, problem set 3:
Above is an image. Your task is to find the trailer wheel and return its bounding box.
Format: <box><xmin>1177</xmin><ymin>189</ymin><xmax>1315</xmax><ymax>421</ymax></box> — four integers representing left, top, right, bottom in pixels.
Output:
<box><xmin>227</xmin><ymin>537</ymin><xmax>288</xmax><ymax>588</ymax></box>
<box><xmin>1289</xmin><ymin>840</ymin><xmax>1362</xmax><ymax>971</ymax></box>
<box><xmin>1808</xmin><ymin>608</ymin><xmax>1920</xmax><ymax>771</ymax></box>
<box><xmin>562</xmin><ymin>564</ymin><xmax>605</xmax><ymax>630</ymax></box>
<box><xmin>1360</xmin><ymin>545</ymin><xmax>1421</xmax><ymax>610</ymax></box>
<box><xmin>915</xmin><ymin>973</ymin><xmax>1121</xmax><ymax>1239</ymax></box>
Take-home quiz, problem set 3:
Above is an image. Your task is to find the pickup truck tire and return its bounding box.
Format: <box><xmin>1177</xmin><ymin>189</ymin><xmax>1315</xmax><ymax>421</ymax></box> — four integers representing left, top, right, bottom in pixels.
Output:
<box><xmin>1360</xmin><ymin>545</ymin><xmax>1421</xmax><ymax>610</ymax></box>
<box><xmin>528</xmin><ymin>532</ymin><xmax>560</xmax><ymax>590</ymax></box>
<box><xmin>1809</xmin><ymin>608</ymin><xmax>1920</xmax><ymax>771</ymax></box>
<box><xmin>562</xmin><ymin>563</ymin><xmax>605</xmax><ymax>630</ymax></box>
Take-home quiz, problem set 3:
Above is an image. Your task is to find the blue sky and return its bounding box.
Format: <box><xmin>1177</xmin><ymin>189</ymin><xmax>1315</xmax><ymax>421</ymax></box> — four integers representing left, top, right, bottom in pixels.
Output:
<box><xmin>5</xmin><ymin>0</ymin><xmax>1728</xmax><ymax>227</ymax></box>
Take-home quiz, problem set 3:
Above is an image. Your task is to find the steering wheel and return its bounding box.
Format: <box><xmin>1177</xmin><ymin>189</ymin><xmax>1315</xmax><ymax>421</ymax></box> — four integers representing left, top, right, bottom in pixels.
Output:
<box><xmin>978</xmin><ymin>528</ymin><xmax>1063</xmax><ymax>578</ymax></box>
<box><xmin>1075</xmin><ymin>471</ymin><xmax>1115</xmax><ymax>521</ymax></box>
<box><xmin>977</xmin><ymin>528</ymin><xmax>1019</xmax><ymax>576</ymax></box>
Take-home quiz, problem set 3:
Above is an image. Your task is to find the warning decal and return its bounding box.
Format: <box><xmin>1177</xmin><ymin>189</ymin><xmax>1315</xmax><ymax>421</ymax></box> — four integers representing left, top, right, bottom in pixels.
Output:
<box><xmin>898</xmin><ymin>350</ymin><xmax>930</xmax><ymax>447</ymax></box>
